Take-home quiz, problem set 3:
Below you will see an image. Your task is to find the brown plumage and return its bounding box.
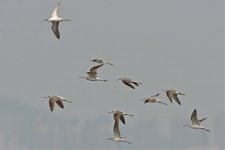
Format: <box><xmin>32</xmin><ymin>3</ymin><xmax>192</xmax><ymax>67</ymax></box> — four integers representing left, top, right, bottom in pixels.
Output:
<box><xmin>113</xmin><ymin>111</ymin><xmax>126</xmax><ymax>124</ymax></box>
<box><xmin>117</xmin><ymin>77</ymin><xmax>142</xmax><ymax>89</ymax></box>
<box><xmin>162</xmin><ymin>89</ymin><xmax>185</xmax><ymax>105</ymax></box>
<box><xmin>107</xmin><ymin>110</ymin><xmax>133</xmax><ymax>144</ymax></box>
<box><xmin>141</xmin><ymin>93</ymin><xmax>168</xmax><ymax>105</ymax></box>
<box><xmin>51</xmin><ymin>22</ymin><xmax>60</xmax><ymax>39</ymax></box>
<box><xmin>109</xmin><ymin>110</ymin><xmax>133</xmax><ymax>125</ymax></box>
<box><xmin>43</xmin><ymin>96</ymin><xmax>72</xmax><ymax>111</ymax></box>
<box><xmin>80</xmin><ymin>64</ymin><xmax>107</xmax><ymax>81</ymax></box>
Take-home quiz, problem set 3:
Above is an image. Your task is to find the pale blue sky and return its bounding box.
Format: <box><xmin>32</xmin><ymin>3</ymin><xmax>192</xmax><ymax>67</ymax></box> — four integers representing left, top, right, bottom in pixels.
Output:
<box><xmin>0</xmin><ymin>0</ymin><xmax>224</xmax><ymax>149</ymax></box>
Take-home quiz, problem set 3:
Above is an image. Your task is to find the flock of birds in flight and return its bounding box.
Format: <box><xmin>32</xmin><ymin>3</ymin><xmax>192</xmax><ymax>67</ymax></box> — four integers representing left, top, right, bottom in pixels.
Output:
<box><xmin>42</xmin><ymin>3</ymin><xmax>210</xmax><ymax>144</ymax></box>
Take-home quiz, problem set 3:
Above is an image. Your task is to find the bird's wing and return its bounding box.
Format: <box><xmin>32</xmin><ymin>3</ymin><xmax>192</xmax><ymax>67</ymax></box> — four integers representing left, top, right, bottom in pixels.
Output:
<box><xmin>51</xmin><ymin>22</ymin><xmax>60</xmax><ymax>39</ymax></box>
<box><xmin>52</xmin><ymin>3</ymin><xmax>60</xmax><ymax>18</ymax></box>
<box><xmin>132</xmin><ymin>81</ymin><xmax>140</xmax><ymax>86</ymax></box>
<box><xmin>123</xmin><ymin>113</ymin><xmax>134</xmax><ymax>117</ymax></box>
<box><xmin>56</xmin><ymin>100</ymin><xmax>64</xmax><ymax>109</ymax></box>
<box><xmin>166</xmin><ymin>91</ymin><xmax>173</xmax><ymax>103</ymax></box>
<box><xmin>122</xmin><ymin>81</ymin><xmax>135</xmax><ymax>89</ymax></box>
<box><xmin>113</xmin><ymin>121</ymin><xmax>121</xmax><ymax>138</ymax></box>
<box><xmin>199</xmin><ymin>117</ymin><xmax>207</xmax><ymax>124</ymax></box>
<box><xmin>86</xmin><ymin>72</ymin><xmax>97</xmax><ymax>78</ymax></box>
<box><xmin>120</xmin><ymin>115</ymin><xmax>126</xmax><ymax>124</ymax></box>
<box><xmin>171</xmin><ymin>94</ymin><xmax>181</xmax><ymax>105</ymax></box>
<box><xmin>191</xmin><ymin>109</ymin><xmax>200</xmax><ymax>125</ymax></box>
<box><xmin>49</xmin><ymin>99</ymin><xmax>55</xmax><ymax>111</ymax></box>
<box><xmin>124</xmin><ymin>140</ymin><xmax>132</xmax><ymax>144</ymax></box>
<box><xmin>177</xmin><ymin>92</ymin><xmax>185</xmax><ymax>96</ymax></box>
<box><xmin>90</xmin><ymin>64</ymin><xmax>104</xmax><ymax>74</ymax></box>
<box><xmin>57</xmin><ymin>96</ymin><xmax>72</xmax><ymax>103</ymax></box>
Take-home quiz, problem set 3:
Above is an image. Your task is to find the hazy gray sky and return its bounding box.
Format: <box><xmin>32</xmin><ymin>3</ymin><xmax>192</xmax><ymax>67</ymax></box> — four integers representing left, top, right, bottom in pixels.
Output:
<box><xmin>0</xmin><ymin>0</ymin><xmax>224</xmax><ymax>149</ymax></box>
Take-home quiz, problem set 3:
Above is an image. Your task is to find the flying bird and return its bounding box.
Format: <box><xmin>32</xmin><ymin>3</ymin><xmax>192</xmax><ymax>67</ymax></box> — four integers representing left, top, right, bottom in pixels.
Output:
<box><xmin>184</xmin><ymin>109</ymin><xmax>210</xmax><ymax>132</ymax></box>
<box><xmin>162</xmin><ymin>89</ymin><xmax>185</xmax><ymax>105</ymax></box>
<box><xmin>117</xmin><ymin>77</ymin><xmax>142</xmax><ymax>89</ymax></box>
<box><xmin>89</xmin><ymin>58</ymin><xmax>113</xmax><ymax>65</ymax></box>
<box><xmin>108</xmin><ymin>110</ymin><xmax>134</xmax><ymax>124</ymax></box>
<box><xmin>141</xmin><ymin>93</ymin><xmax>168</xmax><ymax>105</ymax></box>
<box><xmin>107</xmin><ymin>111</ymin><xmax>132</xmax><ymax>144</ymax></box>
<box><xmin>80</xmin><ymin>64</ymin><xmax>107</xmax><ymax>81</ymax></box>
<box><xmin>43</xmin><ymin>3</ymin><xmax>70</xmax><ymax>39</ymax></box>
<box><xmin>43</xmin><ymin>96</ymin><xmax>72</xmax><ymax>111</ymax></box>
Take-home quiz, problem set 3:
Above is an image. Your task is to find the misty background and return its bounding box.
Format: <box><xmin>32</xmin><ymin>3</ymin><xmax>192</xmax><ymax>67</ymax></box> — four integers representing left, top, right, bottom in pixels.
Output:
<box><xmin>0</xmin><ymin>0</ymin><xmax>224</xmax><ymax>149</ymax></box>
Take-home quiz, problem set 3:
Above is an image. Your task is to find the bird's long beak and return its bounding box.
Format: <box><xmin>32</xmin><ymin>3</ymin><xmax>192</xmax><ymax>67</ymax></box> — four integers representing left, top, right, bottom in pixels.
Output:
<box><xmin>42</xmin><ymin>19</ymin><xmax>48</xmax><ymax>21</ymax></box>
<box><xmin>183</xmin><ymin>124</ymin><xmax>188</xmax><ymax>127</ymax></box>
<box><xmin>42</xmin><ymin>96</ymin><xmax>48</xmax><ymax>98</ymax></box>
<box><xmin>108</xmin><ymin>111</ymin><xmax>113</xmax><ymax>113</ymax></box>
<box><xmin>65</xmin><ymin>19</ymin><xmax>71</xmax><ymax>21</ymax></box>
<box><xmin>106</xmin><ymin>138</ymin><xmax>112</xmax><ymax>140</ymax></box>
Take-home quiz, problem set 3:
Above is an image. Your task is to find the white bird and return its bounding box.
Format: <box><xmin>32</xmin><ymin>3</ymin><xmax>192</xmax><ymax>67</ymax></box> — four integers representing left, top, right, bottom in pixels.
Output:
<box><xmin>43</xmin><ymin>3</ymin><xmax>70</xmax><ymax>39</ymax></box>
<box><xmin>107</xmin><ymin>111</ymin><xmax>132</xmax><ymax>144</ymax></box>
<box><xmin>141</xmin><ymin>93</ymin><xmax>168</xmax><ymax>105</ymax></box>
<box><xmin>80</xmin><ymin>64</ymin><xmax>107</xmax><ymax>81</ymax></box>
<box><xmin>117</xmin><ymin>77</ymin><xmax>142</xmax><ymax>89</ymax></box>
<box><xmin>89</xmin><ymin>58</ymin><xmax>113</xmax><ymax>65</ymax></box>
<box><xmin>43</xmin><ymin>96</ymin><xmax>72</xmax><ymax>111</ymax></box>
<box><xmin>162</xmin><ymin>89</ymin><xmax>185</xmax><ymax>105</ymax></box>
<box><xmin>184</xmin><ymin>109</ymin><xmax>210</xmax><ymax>132</ymax></box>
<box><xmin>108</xmin><ymin>110</ymin><xmax>134</xmax><ymax>124</ymax></box>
